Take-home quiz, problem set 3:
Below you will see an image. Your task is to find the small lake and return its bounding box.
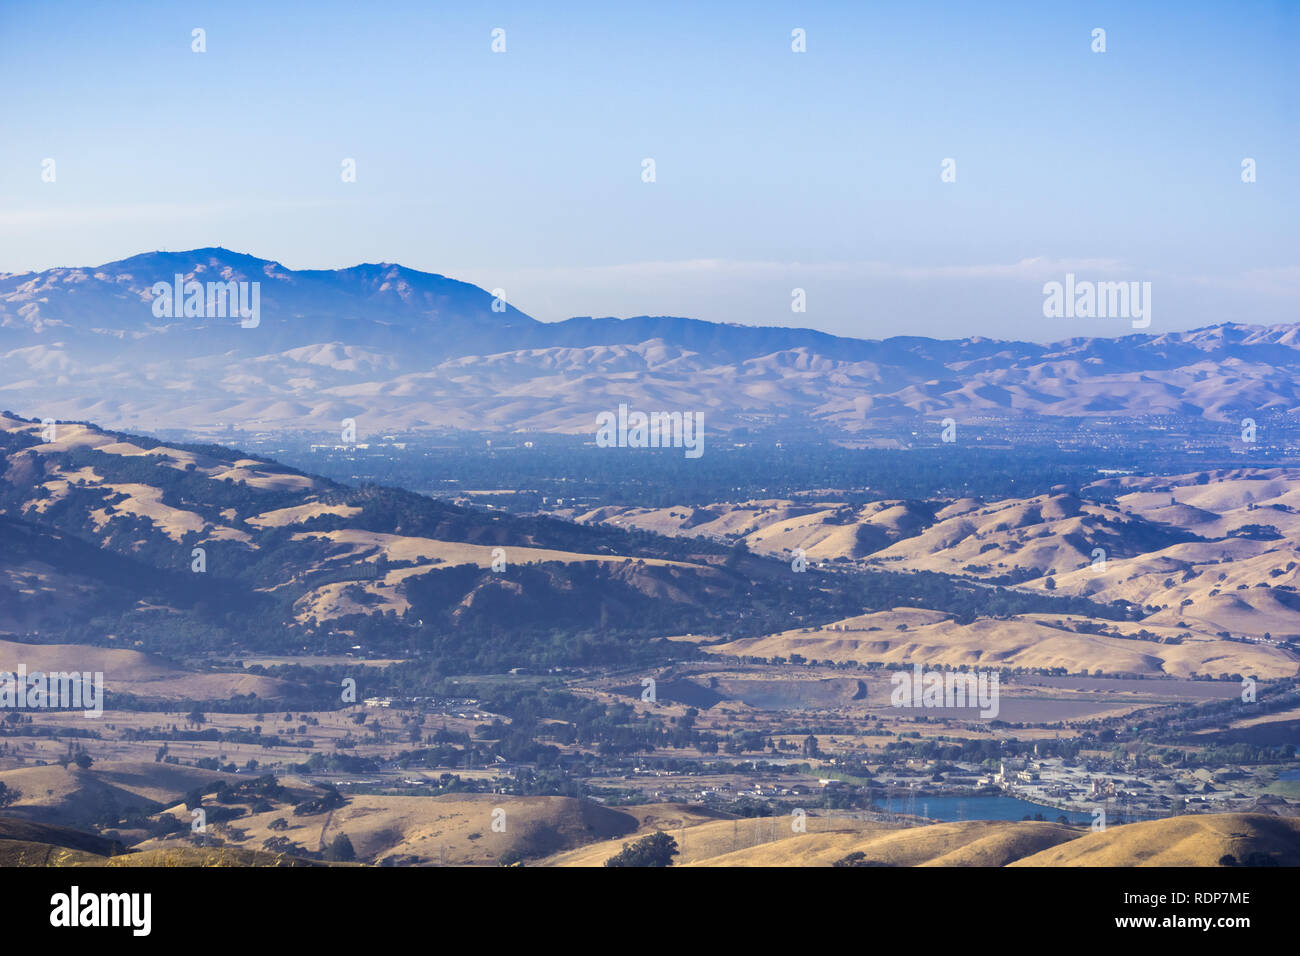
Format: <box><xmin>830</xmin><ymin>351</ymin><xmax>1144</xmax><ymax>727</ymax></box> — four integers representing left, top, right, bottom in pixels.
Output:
<box><xmin>875</xmin><ymin>794</ymin><xmax>1095</xmax><ymax>825</ymax></box>
<box><xmin>1278</xmin><ymin>768</ymin><xmax>1300</xmax><ymax>781</ymax></box>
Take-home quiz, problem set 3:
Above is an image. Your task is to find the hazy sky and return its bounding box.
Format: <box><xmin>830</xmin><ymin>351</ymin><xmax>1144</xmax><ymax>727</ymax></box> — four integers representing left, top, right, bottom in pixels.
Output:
<box><xmin>1</xmin><ymin>0</ymin><xmax>1296</xmax><ymax>342</ymax></box>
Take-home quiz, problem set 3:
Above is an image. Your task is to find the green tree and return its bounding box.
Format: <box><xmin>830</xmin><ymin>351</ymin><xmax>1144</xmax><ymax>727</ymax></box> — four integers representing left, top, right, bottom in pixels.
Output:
<box><xmin>604</xmin><ymin>831</ymin><xmax>679</xmax><ymax>868</ymax></box>
<box><xmin>326</xmin><ymin>832</ymin><xmax>357</xmax><ymax>862</ymax></box>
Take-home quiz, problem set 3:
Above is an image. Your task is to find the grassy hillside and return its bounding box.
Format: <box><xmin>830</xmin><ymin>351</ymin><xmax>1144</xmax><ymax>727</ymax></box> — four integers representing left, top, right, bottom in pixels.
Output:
<box><xmin>1012</xmin><ymin>812</ymin><xmax>1300</xmax><ymax>867</ymax></box>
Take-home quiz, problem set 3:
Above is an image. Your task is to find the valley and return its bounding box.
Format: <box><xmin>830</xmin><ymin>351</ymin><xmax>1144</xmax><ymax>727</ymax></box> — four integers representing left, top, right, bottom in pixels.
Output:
<box><xmin>1</xmin><ymin>408</ymin><xmax>1297</xmax><ymax>868</ymax></box>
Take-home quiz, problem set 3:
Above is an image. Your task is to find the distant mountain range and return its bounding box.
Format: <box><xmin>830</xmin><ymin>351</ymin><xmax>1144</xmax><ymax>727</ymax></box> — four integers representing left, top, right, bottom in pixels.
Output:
<box><xmin>3</xmin><ymin>248</ymin><xmax>1298</xmax><ymax>438</ymax></box>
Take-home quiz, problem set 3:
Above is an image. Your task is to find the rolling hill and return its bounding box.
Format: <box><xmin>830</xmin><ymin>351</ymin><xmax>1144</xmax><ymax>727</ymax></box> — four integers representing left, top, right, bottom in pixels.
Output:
<box><xmin>573</xmin><ymin>471</ymin><xmax>1300</xmax><ymax>677</ymax></box>
<box><xmin>3</xmin><ymin>410</ymin><xmax>1294</xmax><ymax>682</ymax></box>
<box><xmin>0</xmin><ymin>411</ymin><xmax>840</xmax><ymax>673</ymax></box>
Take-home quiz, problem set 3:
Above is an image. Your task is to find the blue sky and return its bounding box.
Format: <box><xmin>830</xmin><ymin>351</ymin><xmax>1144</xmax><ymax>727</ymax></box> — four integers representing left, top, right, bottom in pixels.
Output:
<box><xmin>1</xmin><ymin>0</ymin><xmax>1295</xmax><ymax>341</ymax></box>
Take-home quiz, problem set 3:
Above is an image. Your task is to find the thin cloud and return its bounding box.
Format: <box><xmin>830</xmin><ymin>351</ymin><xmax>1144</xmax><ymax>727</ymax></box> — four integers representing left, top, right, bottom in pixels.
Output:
<box><xmin>0</xmin><ymin>198</ymin><xmax>344</xmax><ymax>229</ymax></box>
<box><xmin>477</xmin><ymin>257</ymin><xmax>1127</xmax><ymax>284</ymax></box>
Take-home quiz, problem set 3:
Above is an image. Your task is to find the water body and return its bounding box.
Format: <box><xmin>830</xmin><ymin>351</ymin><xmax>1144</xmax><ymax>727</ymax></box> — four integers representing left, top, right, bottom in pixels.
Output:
<box><xmin>876</xmin><ymin>794</ymin><xmax>1095</xmax><ymax>825</ymax></box>
<box><xmin>1278</xmin><ymin>768</ymin><xmax>1300</xmax><ymax>781</ymax></box>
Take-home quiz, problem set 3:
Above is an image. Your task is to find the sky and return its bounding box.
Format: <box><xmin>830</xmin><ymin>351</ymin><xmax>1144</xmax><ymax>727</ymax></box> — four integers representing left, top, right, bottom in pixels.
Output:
<box><xmin>1</xmin><ymin>0</ymin><xmax>1296</xmax><ymax>342</ymax></box>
